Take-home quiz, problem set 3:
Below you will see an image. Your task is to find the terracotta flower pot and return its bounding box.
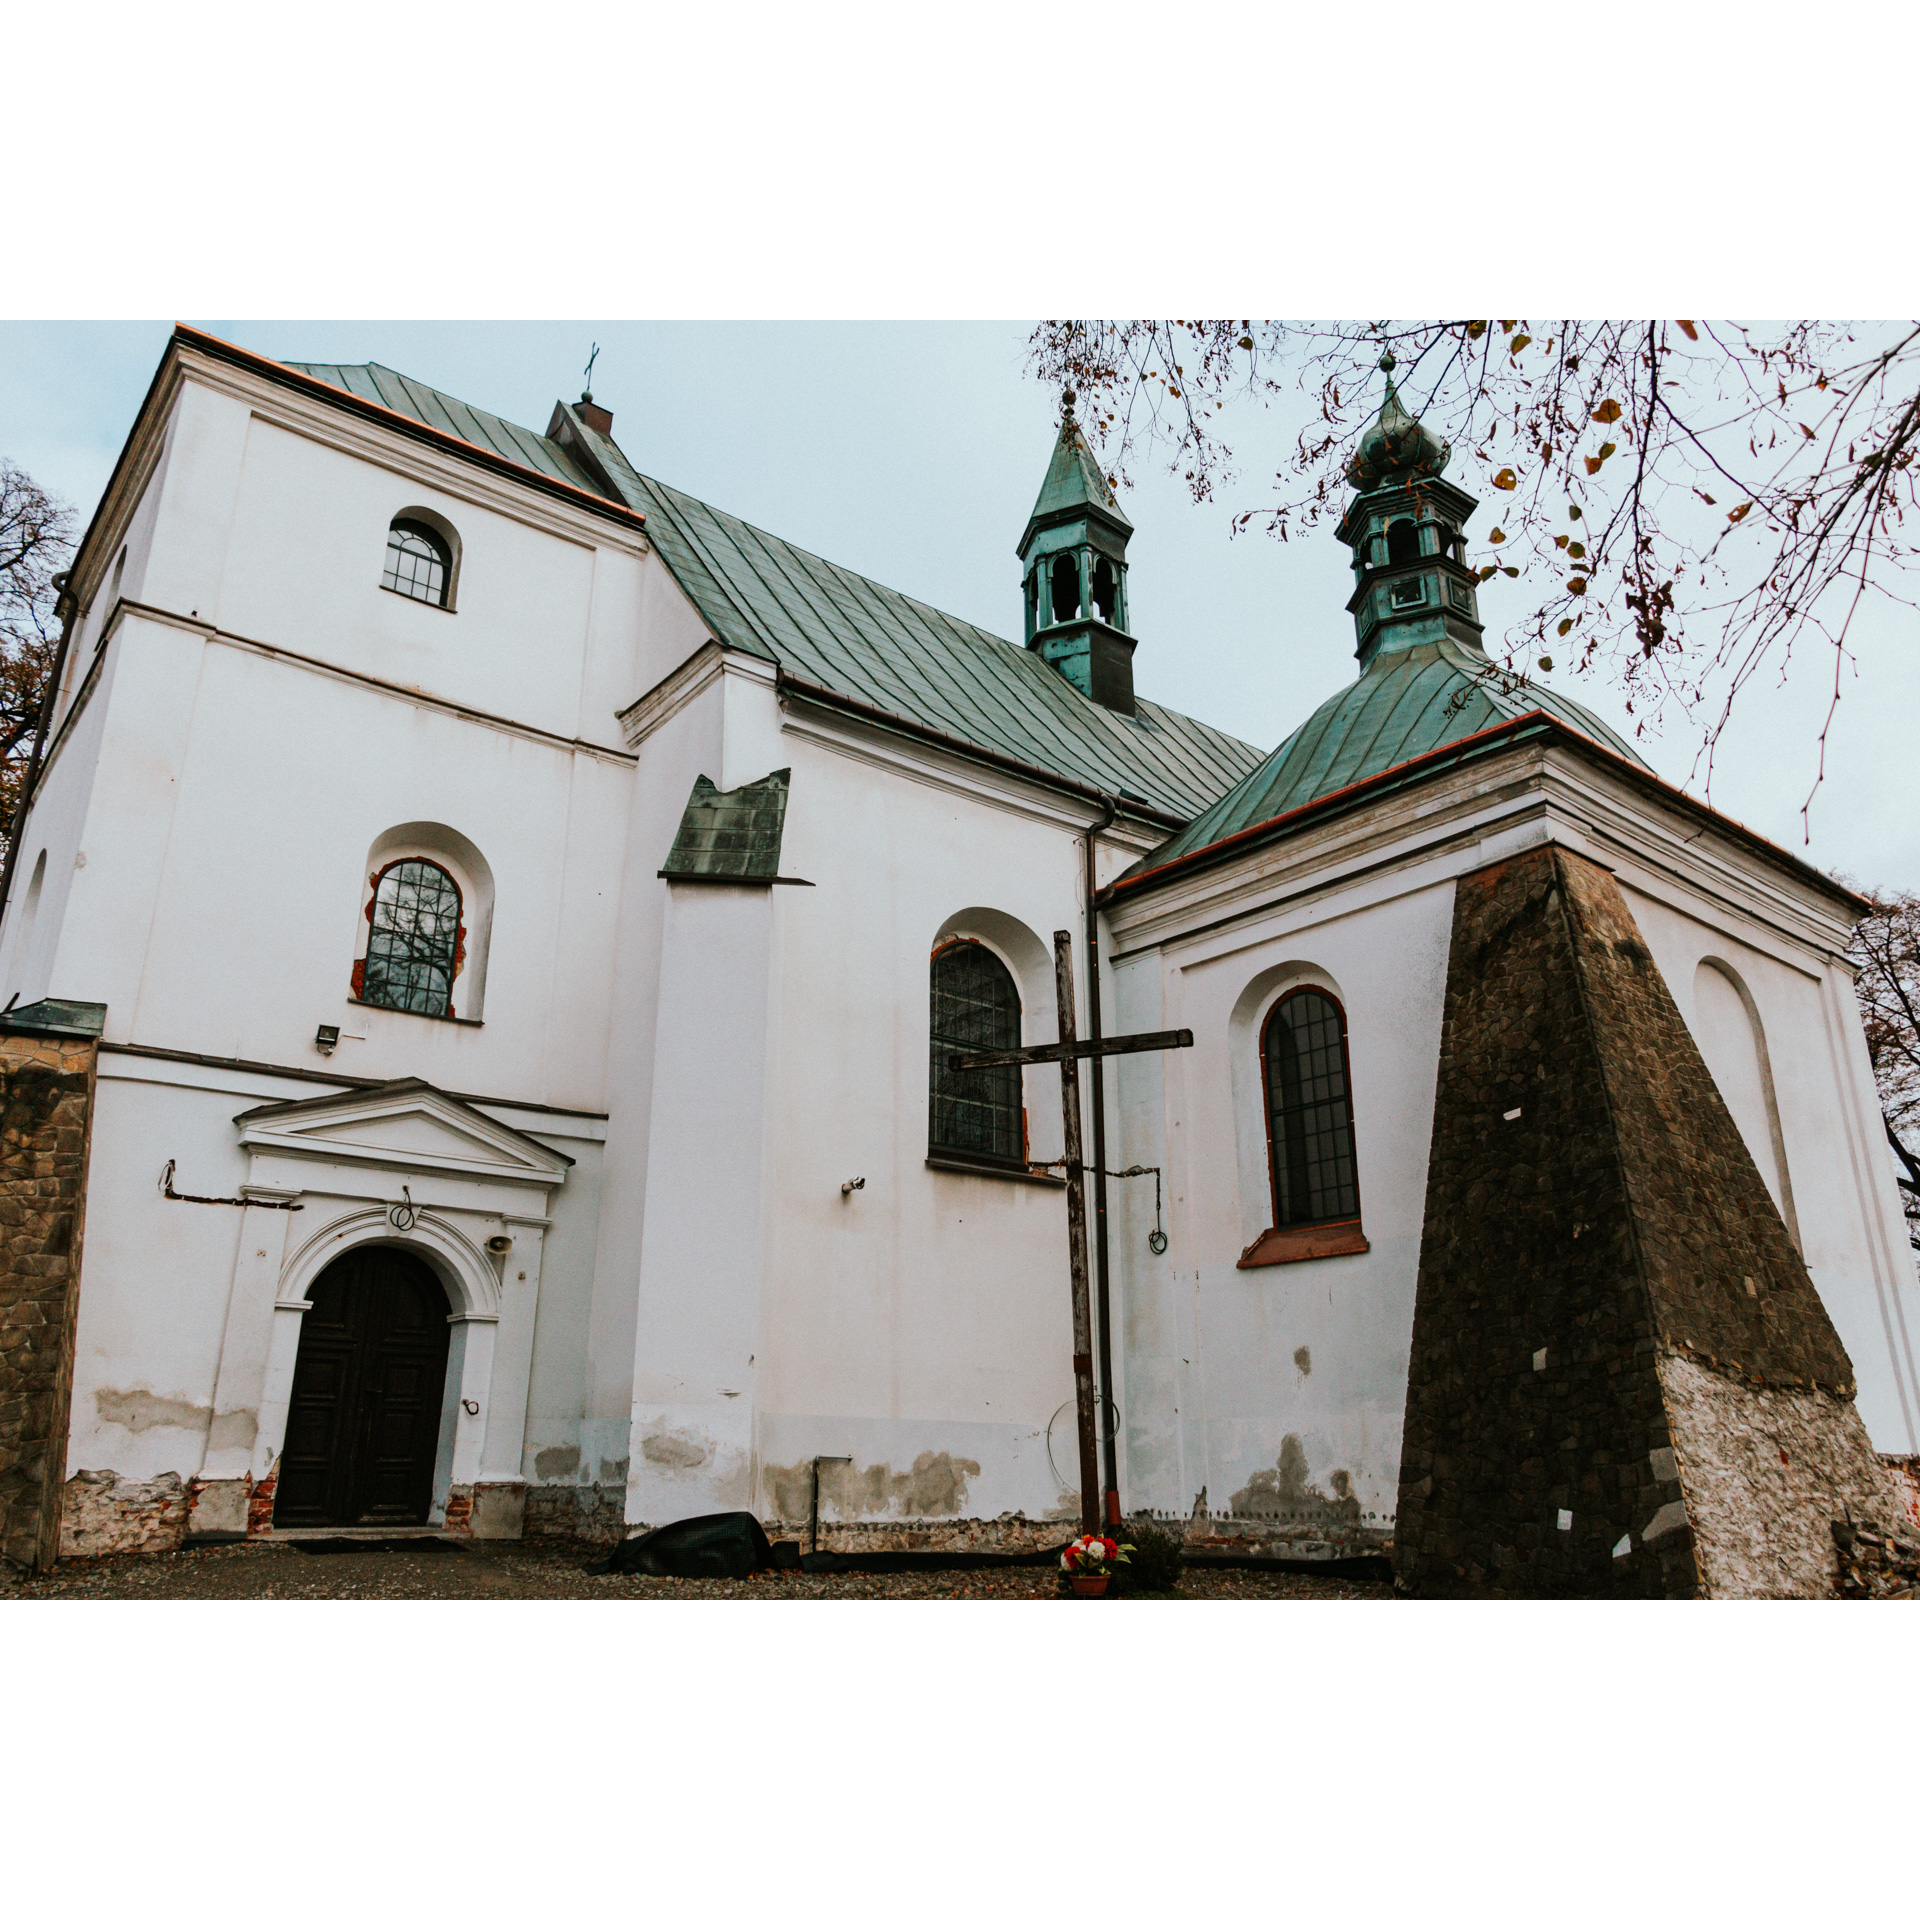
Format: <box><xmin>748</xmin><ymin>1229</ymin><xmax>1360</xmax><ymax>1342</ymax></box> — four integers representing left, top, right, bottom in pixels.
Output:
<box><xmin>1070</xmin><ymin>1573</ymin><xmax>1110</xmax><ymax>1597</ymax></box>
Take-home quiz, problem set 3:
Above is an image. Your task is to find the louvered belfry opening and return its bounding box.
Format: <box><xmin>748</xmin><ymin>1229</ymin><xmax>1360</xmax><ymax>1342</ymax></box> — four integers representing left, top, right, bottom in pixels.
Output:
<box><xmin>929</xmin><ymin>940</ymin><xmax>1023</xmax><ymax>1167</ymax></box>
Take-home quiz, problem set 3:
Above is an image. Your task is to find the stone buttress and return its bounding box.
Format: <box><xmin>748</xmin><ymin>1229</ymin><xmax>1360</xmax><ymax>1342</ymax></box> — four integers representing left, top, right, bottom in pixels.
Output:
<box><xmin>1396</xmin><ymin>845</ymin><xmax>1911</xmax><ymax>1597</ymax></box>
<box><xmin>0</xmin><ymin>1030</ymin><xmax>97</xmax><ymax>1572</ymax></box>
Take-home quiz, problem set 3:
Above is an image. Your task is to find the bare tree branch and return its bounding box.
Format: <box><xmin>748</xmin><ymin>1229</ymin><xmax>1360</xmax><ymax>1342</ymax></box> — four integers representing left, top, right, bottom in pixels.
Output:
<box><xmin>1028</xmin><ymin>321</ymin><xmax>1920</xmax><ymax>833</ymax></box>
<box><xmin>0</xmin><ymin>459</ymin><xmax>75</xmax><ymax>856</ymax></box>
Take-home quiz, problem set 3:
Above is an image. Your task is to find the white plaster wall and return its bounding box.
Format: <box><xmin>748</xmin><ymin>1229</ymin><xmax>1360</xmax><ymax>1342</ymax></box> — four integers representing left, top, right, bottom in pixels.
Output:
<box><xmin>66</xmin><ymin>1071</ymin><xmax>250</xmax><ymax>1485</ymax></box>
<box><xmin>30</xmin><ymin>625</ymin><xmax>630</xmax><ymax>1111</ymax></box>
<box><xmin>1107</xmin><ymin>876</ymin><xmax>1456</xmax><ymax>1529</ymax></box>
<box><xmin>213</xmin><ymin>412</ymin><xmax>636</xmax><ymax>749</ymax></box>
<box><xmin>573</xmin><ymin>672</ymin><xmax>727</xmax><ymax>1495</ymax></box>
<box><xmin>0</xmin><ymin>620</ymin><xmax>119</xmax><ymax>1006</ymax></box>
<box><xmin>745</xmin><ymin>712</ymin><xmax>1143</xmax><ymax>1526</ymax></box>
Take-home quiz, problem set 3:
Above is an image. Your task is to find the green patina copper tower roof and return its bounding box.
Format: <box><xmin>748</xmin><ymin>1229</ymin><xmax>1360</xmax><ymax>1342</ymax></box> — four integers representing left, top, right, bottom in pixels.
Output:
<box><xmin>1130</xmin><ymin>638</ymin><xmax>1648</xmax><ymax>875</ymax></box>
<box><xmin>1121</xmin><ymin>360</ymin><xmax>1648</xmax><ymax>882</ymax></box>
<box><xmin>1018</xmin><ymin>395</ymin><xmax>1131</xmax><ymax>557</ymax></box>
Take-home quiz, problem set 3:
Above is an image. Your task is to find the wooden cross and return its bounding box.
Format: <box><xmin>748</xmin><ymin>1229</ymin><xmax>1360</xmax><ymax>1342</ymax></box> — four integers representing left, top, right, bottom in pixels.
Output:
<box><xmin>951</xmin><ymin>928</ymin><xmax>1192</xmax><ymax>1536</ymax></box>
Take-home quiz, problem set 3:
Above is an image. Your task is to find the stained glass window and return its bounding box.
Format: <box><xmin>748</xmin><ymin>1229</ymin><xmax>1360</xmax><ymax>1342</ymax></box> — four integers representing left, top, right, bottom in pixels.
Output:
<box><xmin>360</xmin><ymin>859</ymin><xmax>462</xmax><ymax>1018</ymax></box>
<box><xmin>929</xmin><ymin>940</ymin><xmax>1023</xmax><ymax>1166</ymax></box>
<box><xmin>383</xmin><ymin>518</ymin><xmax>451</xmax><ymax>606</ymax></box>
<box><xmin>1263</xmin><ymin>989</ymin><xmax>1360</xmax><ymax>1227</ymax></box>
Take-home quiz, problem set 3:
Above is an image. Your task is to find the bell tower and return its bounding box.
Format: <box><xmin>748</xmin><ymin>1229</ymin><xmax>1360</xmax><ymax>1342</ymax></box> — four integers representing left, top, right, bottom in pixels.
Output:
<box><xmin>1335</xmin><ymin>353</ymin><xmax>1486</xmax><ymax>669</ymax></box>
<box><xmin>1017</xmin><ymin>390</ymin><xmax>1137</xmax><ymax>714</ymax></box>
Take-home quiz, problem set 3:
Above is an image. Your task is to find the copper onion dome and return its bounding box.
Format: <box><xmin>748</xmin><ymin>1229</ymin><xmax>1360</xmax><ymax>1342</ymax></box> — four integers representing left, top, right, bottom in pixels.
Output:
<box><xmin>1345</xmin><ymin>351</ymin><xmax>1451</xmax><ymax>488</ymax></box>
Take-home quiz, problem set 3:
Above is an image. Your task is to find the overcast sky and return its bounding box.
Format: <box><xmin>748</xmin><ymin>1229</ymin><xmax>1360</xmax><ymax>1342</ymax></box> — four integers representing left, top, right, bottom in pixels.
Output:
<box><xmin>4</xmin><ymin>318</ymin><xmax>1914</xmax><ymax>893</ymax></box>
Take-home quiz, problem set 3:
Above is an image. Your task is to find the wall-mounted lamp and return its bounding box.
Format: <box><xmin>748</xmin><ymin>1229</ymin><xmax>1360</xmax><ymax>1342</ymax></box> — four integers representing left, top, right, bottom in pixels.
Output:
<box><xmin>840</xmin><ymin>1176</ymin><xmax>865</xmax><ymax>1197</ymax></box>
<box><xmin>314</xmin><ymin>1024</ymin><xmax>340</xmax><ymax>1056</ymax></box>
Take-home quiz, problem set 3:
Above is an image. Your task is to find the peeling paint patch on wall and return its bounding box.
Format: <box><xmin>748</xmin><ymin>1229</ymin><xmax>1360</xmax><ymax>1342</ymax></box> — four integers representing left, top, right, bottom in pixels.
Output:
<box><xmin>762</xmin><ymin>1450</ymin><xmax>983</xmax><ymax>1526</ymax></box>
<box><xmin>639</xmin><ymin>1424</ymin><xmax>713</xmax><ymax>1470</ymax></box>
<box><xmin>533</xmin><ymin>1444</ymin><xmax>581</xmax><ymax>1481</ymax></box>
<box><xmin>94</xmin><ymin>1387</ymin><xmax>213</xmax><ymax>1435</ymax></box>
<box><xmin>1228</xmin><ymin>1433</ymin><xmax>1361</xmax><ymax>1522</ymax></box>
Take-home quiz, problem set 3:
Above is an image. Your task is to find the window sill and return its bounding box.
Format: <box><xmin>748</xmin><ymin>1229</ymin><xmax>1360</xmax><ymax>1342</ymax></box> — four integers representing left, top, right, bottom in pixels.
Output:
<box><xmin>926</xmin><ymin>1155</ymin><xmax>1065</xmax><ymax>1188</ymax></box>
<box><xmin>1237</xmin><ymin>1220</ymin><xmax>1370</xmax><ymax>1269</ymax></box>
<box><xmin>379</xmin><ymin>583</ymin><xmax>456</xmax><ymax>613</ymax></box>
<box><xmin>348</xmin><ymin>997</ymin><xmax>484</xmax><ymax>1029</ymax></box>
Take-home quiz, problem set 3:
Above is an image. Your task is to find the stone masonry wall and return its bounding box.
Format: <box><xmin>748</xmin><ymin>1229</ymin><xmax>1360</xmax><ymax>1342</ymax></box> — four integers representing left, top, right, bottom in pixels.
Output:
<box><xmin>1397</xmin><ymin>846</ymin><xmax>1908</xmax><ymax>1598</ymax></box>
<box><xmin>0</xmin><ymin>1031</ymin><xmax>97</xmax><ymax>1573</ymax></box>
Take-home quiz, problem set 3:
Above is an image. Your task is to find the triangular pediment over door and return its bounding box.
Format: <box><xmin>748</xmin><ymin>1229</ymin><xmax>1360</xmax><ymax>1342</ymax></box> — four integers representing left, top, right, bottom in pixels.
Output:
<box><xmin>232</xmin><ymin>1077</ymin><xmax>572</xmax><ymax>1187</ymax></box>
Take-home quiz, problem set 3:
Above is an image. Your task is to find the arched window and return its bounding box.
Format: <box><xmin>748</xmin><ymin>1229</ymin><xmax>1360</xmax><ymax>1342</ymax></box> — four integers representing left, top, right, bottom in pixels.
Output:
<box><xmin>1386</xmin><ymin>519</ymin><xmax>1420</xmax><ymax>568</ymax></box>
<box><xmin>357</xmin><ymin>859</ymin><xmax>464</xmax><ymax>1018</ymax></box>
<box><xmin>929</xmin><ymin>939</ymin><xmax>1023</xmax><ymax>1167</ymax></box>
<box><xmin>1262</xmin><ymin>988</ymin><xmax>1360</xmax><ymax>1228</ymax></box>
<box><xmin>383</xmin><ymin>516</ymin><xmax>453</xmax><ymax>607</ymax></box>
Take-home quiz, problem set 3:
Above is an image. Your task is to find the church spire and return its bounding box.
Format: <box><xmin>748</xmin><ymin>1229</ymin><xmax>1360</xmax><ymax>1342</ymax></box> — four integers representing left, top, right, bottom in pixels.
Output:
<box><xmin>1334</xmin><ymin>353</ymin><xmax>1486</xmax><ymax>670</ymax></box>
<box><xmin>1017</xmin><ymin>391</ymin><xmax>1138</xmax><ymax>714</ymax></box>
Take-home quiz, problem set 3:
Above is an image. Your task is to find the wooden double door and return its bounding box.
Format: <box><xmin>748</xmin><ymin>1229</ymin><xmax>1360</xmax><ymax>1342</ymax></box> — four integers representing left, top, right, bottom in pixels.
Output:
<box><xmin>273</xmin><ymin>1247</ymin><xmax>452</xmax><ymax>1527</ymax></box>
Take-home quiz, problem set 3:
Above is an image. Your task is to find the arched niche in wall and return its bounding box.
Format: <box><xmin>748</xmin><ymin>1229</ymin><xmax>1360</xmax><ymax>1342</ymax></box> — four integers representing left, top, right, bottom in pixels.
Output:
<box><xmin>1227</xmin><ymin>957</ymin><xmax>1349</xmax><ymax>1250</ymax></box>
<box><xmin>352</xmin><ymin>822</ymin><xmax>496</xmax><ymax>1022</ymax></box>
<box><xmin>930</xmin><ymin>907</ymin><xmax>1062</xmax><ymax>1163</ymax></box>
<box><xmin>1692</xmin><ymin>955</ymin><xmax>1801</xmax><ymax>1250</ymax></box>
<box><xmin>20</xmin><ymin>849</ymin><xmax>46</xmax><ymax>935</ymax></box>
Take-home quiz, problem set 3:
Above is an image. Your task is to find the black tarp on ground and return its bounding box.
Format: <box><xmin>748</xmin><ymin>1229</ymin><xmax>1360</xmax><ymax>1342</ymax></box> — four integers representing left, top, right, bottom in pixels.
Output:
<box><xmin>593</xmin><ymin>1510</ymin><xmax>779</xmax><ymax>1578</ymax></box>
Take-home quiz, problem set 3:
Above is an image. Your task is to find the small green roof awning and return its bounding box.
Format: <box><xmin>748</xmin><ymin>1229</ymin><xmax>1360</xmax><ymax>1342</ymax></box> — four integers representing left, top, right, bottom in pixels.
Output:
<box><xmin>659</xmin><ymin>768</ymin><xmax>799</xmax><ymax>884</ymax></box>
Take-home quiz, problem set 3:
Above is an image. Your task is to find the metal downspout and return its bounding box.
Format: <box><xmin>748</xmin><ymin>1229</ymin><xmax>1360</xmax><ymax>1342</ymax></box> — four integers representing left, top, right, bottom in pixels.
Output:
<box><xmin>1084</xmin><ymin>793</ymin><xmax>1121</xmax><ymax>1526</ymax></box>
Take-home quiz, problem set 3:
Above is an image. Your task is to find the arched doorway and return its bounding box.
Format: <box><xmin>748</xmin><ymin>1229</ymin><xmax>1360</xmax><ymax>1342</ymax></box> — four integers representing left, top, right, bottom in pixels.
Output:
<box><xmin>274</xmin><ymin>1246</ymin><xmax>453</xmax><ymax>1527</ymax></box>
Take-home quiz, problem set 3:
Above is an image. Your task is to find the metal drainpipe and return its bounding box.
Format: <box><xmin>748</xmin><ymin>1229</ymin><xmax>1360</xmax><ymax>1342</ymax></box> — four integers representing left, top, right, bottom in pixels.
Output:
<box><xmin>1084</xmin><ymin>793</ymin><xmax>1120</xmax><ymax>1527</ymax></box>
<box><xmin>0</xmin><ymin>581</ymin><xmax>79</xmax><ymax>934</ymax></box>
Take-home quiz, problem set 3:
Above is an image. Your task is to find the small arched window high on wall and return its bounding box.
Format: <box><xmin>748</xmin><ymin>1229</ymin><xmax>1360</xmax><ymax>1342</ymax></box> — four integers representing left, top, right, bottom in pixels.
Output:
<box><xmin>1262</xmin><ymin>988</ymin><xmax>1360</xmax><ymax>1230</ymax></box>
<box><xmin>357</xmin><ymin>858</ymin><xmax>464</xmax><ymax>1018</ymax></box>
<box><xmin>382</xmin><ymin>515</ymin><xmax>454</xmax><ymax>607</ymax></box>
<box><xmin>1386</xmin><ymin>519</ymin><xmax>1420</xmax><ymax>568</ymax></box>
<box><xmin>928</xmin><ymin>939</ymin><xmax>1024</xmax><ymax>1168</ymax></box>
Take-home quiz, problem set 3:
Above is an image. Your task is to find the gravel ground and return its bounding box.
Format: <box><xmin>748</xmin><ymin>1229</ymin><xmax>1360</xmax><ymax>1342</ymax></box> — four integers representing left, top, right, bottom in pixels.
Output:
<box><xmin>3</xmin><ymin>1538</ymin><xmax>1393</xmax><ymax>1601</ymax></box>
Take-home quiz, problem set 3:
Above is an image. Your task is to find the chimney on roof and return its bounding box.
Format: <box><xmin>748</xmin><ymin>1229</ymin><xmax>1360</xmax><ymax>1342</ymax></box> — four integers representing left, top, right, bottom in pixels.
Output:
<box><xmin>577</xmin><ymin>393</ymin><xmax>614</xmax><ymax>437</ymax></box>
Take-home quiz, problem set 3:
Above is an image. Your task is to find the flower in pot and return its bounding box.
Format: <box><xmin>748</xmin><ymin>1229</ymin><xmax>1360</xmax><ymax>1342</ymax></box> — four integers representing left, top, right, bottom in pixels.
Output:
<box><xmin>1060</xmin><ymin>1533</ymin><xmax>1133</xmax><ymax>1597</ymax></box>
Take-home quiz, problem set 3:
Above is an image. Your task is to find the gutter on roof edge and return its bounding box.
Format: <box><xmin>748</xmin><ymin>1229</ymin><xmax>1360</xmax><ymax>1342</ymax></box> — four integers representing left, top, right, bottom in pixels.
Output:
<box><xmin>775</xmin><ymin>670</ymin><xmax>1187</xmax><ymax>832</ymax></box>
<box><xmin>1100</xmin><ymin>710</ymin><xmax>1869</xmax><ymax>918</ymax></box>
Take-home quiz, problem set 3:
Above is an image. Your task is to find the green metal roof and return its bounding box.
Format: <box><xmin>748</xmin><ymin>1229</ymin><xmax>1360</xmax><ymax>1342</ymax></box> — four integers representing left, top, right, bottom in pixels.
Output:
<box><xmin>660</xmin><ymin>768</ymin><xmax>793</xmax><ymax>882</ymax></box>
<box><xmin>1126</xmin><ymin>637</ymin><xmax>1650</xmax><ymax>878</ymax></box>
<box><xmin>286</xmin><ymin>363</ymin><xmax>607</xmax><ymax>492</ymax></box>
<box><xmin>1020</xmin><ymin>412</ymin><xmax>1131</xmax><ymax>552</ymax></box>
<box><xmin>288</xmin><ymin>362</ymin><xmax>1265</xmax><ymax>823</ymax></box>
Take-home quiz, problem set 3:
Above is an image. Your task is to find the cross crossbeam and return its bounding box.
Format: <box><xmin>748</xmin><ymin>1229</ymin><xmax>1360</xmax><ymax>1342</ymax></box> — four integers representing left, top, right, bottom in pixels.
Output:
<box><xmin>946</xmin><ymin>1028</ymin><xmax>1192</xmax><ymax>1075</ymax></box>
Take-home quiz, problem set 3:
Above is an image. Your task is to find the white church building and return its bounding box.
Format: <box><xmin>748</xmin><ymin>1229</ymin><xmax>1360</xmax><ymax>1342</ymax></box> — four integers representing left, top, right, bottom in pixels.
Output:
<box><xmin>4</xmin><ymin>325</ymin><xmax>1915</xmax><ymax>1593</ymax></box>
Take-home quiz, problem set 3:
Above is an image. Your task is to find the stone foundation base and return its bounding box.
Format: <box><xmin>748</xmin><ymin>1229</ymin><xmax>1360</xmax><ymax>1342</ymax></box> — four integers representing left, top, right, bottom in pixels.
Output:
<box><xmin>523</xmin><ymin>1483</ymin><xmax>629</xmax><ymax>1545</ymax></box>
<box><xmin>1832</xmin><ymin>1518</ymin><xmax>1920</xmax><ymax>1597</ymax></box>
<box><xmin>59</xmin><ymin>1469</ymin><xmax>190</xmax><ymax>1556</ymax></box>
<box><xmin>764</xmin><ymin>1515</ymin><xmax>1080</xmax><ymax>1555</ymax></box>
